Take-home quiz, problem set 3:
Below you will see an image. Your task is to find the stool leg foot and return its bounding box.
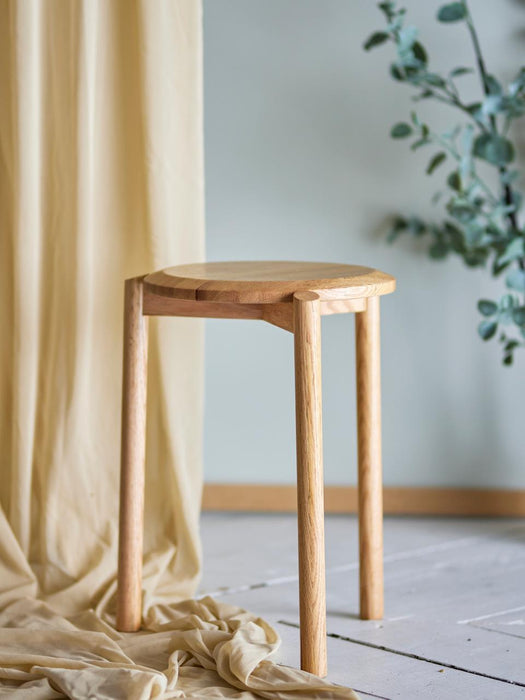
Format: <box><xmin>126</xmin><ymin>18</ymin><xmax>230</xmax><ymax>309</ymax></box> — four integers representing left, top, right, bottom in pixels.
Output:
<box><xmin>293</xmin><ymin>291</ymin><xmax>327</xmax><ymax>677</ymax></box>
<box><xmin>355</xmin><ymin>296</ymin><xmax>384</xmax><ymax>620</ymax></box>
<box><xmin>116</xmin><ymin>277</ymin><xmax>148</xmax><ymax>632</ymax></box>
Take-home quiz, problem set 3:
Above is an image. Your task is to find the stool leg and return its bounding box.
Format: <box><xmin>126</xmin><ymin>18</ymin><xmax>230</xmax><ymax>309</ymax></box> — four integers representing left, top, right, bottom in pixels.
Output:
<box><xmin>116</xmin><ymin>277</ymin><xmax>149</xmax><ymax>631</ymax></box>
<box><xmin>355</xmin><ymin>295</ymin><xmax>384</xmax><ymax>620</ymax></box>
<box><xmin>293</xmin><ymin>291</ymin><xmax>327</xmax><ymax>677</ymax></box>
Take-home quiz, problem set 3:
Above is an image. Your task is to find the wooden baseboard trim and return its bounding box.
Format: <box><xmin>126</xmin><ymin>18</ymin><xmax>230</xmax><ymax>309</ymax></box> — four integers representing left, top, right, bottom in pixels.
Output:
<box><xmin>202</xmin><ymin>484</ymin><xmax>525</xmax><ymax>517</ymax></box>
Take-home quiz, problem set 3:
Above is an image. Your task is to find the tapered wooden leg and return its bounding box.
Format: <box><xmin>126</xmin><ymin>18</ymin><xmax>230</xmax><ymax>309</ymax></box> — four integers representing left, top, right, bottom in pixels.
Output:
<box><xmin>116</xmin><ymin>277</ymin><xmax>149</xmax><ymax>632</ymax></box>
<box><xmin>355</xmin><ymin>295</ymin><xmax>384</xmax><ymax>620</ymax></box>
<box><xmin>293</xmin><ymin>291</ymin><xmax>327</xmax><ymax>677</ymax></box>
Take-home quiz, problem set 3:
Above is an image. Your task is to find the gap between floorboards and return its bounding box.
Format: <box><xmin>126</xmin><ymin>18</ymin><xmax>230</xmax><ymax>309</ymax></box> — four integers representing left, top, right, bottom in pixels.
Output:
<box><xmin>277</xmin><ymin>621</ymin><xmax>525</xmax><ymax>689</ymax></box>
<box><xmin>201</xmin><ymin>522</ymin><xmax>524</xmax><ymax>598</ymax></box>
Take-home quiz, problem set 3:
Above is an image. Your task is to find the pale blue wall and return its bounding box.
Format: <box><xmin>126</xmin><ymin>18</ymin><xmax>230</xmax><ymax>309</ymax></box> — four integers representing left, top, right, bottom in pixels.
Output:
<box><xmin>203</xmin><ymin>0</ymin><xmax>525</xmax><ymax>488</ymax></box>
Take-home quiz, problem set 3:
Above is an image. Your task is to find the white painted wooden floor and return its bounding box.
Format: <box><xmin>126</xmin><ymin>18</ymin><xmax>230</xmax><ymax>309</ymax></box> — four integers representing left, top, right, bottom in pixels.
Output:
<box><xmin>198</xmin><ymin>513</ymin><xmax>525</xmax><ymax>699</ymax></box>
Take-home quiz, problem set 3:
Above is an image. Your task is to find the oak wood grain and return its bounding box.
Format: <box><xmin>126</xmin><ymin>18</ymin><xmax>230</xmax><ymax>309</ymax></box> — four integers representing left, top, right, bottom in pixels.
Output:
<box><xmin>355</xmin><ymin>296</ymin><xmax>384</xmax><ymax>620</ymax></box>
<box><xmin>293</xmin><ymin>291</ymin><xmax>327</xmax><ymax>676</ymax></box>
<box><xmin>143</xmin><ymin>286</ymin><xmax>368</xmax><ymax>329</ymax></box>
<box><xmin>116</xmin><ymin>278</ymin><xmax>149</xmax><ymax>632</ymax></box>
<box><xmin>144</xmin><ymin>261</ymin><xmax>395</xmax><ymax>304</ymax></box>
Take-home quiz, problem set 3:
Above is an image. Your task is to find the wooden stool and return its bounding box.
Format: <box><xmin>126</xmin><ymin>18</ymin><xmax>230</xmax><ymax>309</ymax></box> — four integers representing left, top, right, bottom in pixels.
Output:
<box><xmin>116</xmin><ymin>261</ymin><xmax>396</xmax><ymax>677</ymax></box>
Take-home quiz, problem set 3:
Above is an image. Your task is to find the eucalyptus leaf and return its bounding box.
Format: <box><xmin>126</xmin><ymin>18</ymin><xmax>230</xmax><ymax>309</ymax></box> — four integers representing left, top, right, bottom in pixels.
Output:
<box><xmin>509</xmin><ymin>67</ymin><xmax>525</xmax><ymax>96</ymax></box>
<box><xmin>506</xmin><ymin>269</ymin><xmax>525</xmax><ymax>292</ymax></box>
<box><xmin>447</xmin><ymin>171</ymin><xmax>461</xmax><ymax>192</ymax></box>
<box><xmin>492</xmin><ymin>258</ymin><xmax>511</xmax><ymax>277</ymax></box>
<box><xmin>424</xmin><ymin>73</ymin><xmax>447</xmax><ymax>88</ymax></box>
<box><xmin>504</xmin><ymin>95</ymin><xmax>525</xmax><ymax>119</ymax></box>
<box><xmin>485</xmin><ymin>74</ymin><xmax>502</xmax><ymax>95</ymax></box>
<box><xmin>501</xmin><ymin>293</ymin><xmax>517</xmax><ymax>309</ymax></box>
<box><xmin>407</xmin><ymin>216</ymin><xmax>426</xmax><ymax>236</ymax></box>
<box><xmin>437</xmin><ymin>3</ymin><xmax>467</xmax><ymax>22</ymax></box>
<box><xmin>411</xmin><ymin>138</ymin><xmax>430</xmax><ymax>151</ymax></box>
<box><xmin>473</xmin><ymin>134</ymin><xmax>514</xmax><ymax>165</ymax></box>
<box><xmin>449</xmin><ymin>66</ymin><xmax>474</xmax><ymax>77</ymax></box>
<box><xmin>412</xmin><ymin>42</ymin><xmax>428</xmax><ymax>64</ymax></box>
<box><xmin>390</xmin><ymin>64</ymin><xmax>405</xmax><ymax>81</ymax></box>
<box><xmin>464</xmin><ymin>249</ymin><xmax>488</xmax><ymax>267</ymax></box>
<box><xmin>499</xmin><ymin>237</ymin><xmax>525</xmax><ymax>265</ymax></box>
<box><xmin>498</xmin><ymin>294</ymin><xmax>517</xmax><ymax>324</ymax></box>
<box><xmin>413</xmin><ymin>89</ymin><xmax>434</xmax><ymax>100</ymax></box>
<box><xmin>465</xmin><ymin>102</ymin><xmax>482</xmax><ymax>121</ymax></box>
<box><xmin>463</xmin><ymin>222</ymin><xmax>484</xmax><ymax>246</ymax></box>
<box><xmin>444</xmin><ymin>222</ymin><xmax>465</xmax><ymax>252</ymax></box>
<box><xmin>378</xmin><ymin>1</ymin><xmax>395</xmax><ymax>18</ymax></box>
<box><xmin>429</xmin><ymin>239</ymin><xmax>449</xmax><ymax>258</ymax></box>
<box><xmin>478</xmin><ymin>320</ymin><xmax>498</xmax><ymax>340</ymax></box>
<box><xmin>477</xmin><ymin>300</ymin><xmax>498</xmax><ymax>317</ymax></box>
<box><xmin>364</xmin><ymin>31</ymin><xmax>390</xmax><ymax>50</ymax></box>
<box><xmin>391</xmin><ymin>122</ymin><xmax>413</xmax><ymax>138</ymax></box>
<box><xmin>426</xmin><ymin>152</ymin><xmax>447</xmax><ymax>174</ymax></box>
<box><xmin>448</xmin><ymin>199</ymin><xmax>475</xmax><ymax>223</ymax></box>
<box><xmin>513</xmin><ymin>307</ymin><xmax>525</xmax><ymax>326</ymax></box>
<box><xmin>387</xmin><ymin>216</ymin><xmax>408</xmax><ymax>242</ymax></box>
<box><xmin>481</xmin><ymin>95</ymin><xmax>503</xmax><ymax>116</ymax></box>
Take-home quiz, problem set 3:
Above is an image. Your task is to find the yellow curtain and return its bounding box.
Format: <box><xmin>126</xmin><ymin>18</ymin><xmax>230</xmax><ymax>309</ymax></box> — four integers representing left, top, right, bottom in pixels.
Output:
<box><xmin>0</xmin><ymin>1</ymin><xmax>357</xmax><ymax>697</ymax></box>
<box><xmin>0</xmin><ymin>0</ymin><xmax>205</xmax><ymax>618</ymax></box>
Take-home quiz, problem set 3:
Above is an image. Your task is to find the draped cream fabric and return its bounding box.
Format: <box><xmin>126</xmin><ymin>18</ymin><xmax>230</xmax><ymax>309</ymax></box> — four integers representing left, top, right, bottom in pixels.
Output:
<box><xmin>0</xmin><ymin>1</ymin><xmax>358</xmax><ymax>697</ymax></box>
<box><xmin>0</xmin><ymin>0</ymin><xmax>205</xmax><ymax>618</ymax></box>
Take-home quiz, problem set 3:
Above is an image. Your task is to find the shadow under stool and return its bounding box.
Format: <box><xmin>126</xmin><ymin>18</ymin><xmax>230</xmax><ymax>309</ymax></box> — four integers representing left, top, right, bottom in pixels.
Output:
<box><xmin>115</xmin><ymin>261</ymin><xmax>396</xmax><ymax>677</ymax></box>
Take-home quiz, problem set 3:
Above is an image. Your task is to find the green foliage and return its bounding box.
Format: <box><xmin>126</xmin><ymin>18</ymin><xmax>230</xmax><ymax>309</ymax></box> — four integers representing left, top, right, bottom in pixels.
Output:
<box><xmin>478</xmin><ymin>300</ymin><xmax>498</xmax><ymax>316</ymax></box>
<box><xmin>437</xmin><ymin>3</ymin><xmax>467</xmax><ymax>22</ymax></box>
<box><xmin>506</xmin><ymin>269</ymin><xmax>525</xmax><ymax>291</ymax></box>
<box><xmin>364</xmin><ymin>0</ymin><xmax>525</xmax><ymax>365</ymax></box>
<box><xmin>426</xmin><ymin>152</ymin><xmax>447</xmax><ymax>174</ymax></box>
<box><xmin>478</xmin><ymin>320</ymin><xmax>498</xmax><ymax>340</ymax></box>
<box><xmin>473</xmin><ymin>134</ymin><xmax>514</xmax><ymax>165</ymax></box>
<box><xmin>391</xmin><ymin>122</ymin><xmax>413</xmax><ymax>138</ymax></box>
<box><xmin>364</xmin><ymin>31</ymin><xmax>389</xmax><ymax>50</ymax></box>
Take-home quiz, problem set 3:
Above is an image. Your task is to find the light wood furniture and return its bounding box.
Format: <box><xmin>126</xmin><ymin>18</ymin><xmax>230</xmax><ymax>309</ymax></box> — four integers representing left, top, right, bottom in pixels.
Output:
<box><xmin>116</xmin><ymin>261</ymin><xmax>396</xmax><ymax>677</ymax></box>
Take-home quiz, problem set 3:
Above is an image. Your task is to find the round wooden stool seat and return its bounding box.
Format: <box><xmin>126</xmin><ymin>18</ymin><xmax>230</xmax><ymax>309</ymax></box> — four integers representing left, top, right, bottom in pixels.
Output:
<box><xmin>144</xmin><ymin>261</ymin><xmax>396</xmax><ymax>304</ymax></box>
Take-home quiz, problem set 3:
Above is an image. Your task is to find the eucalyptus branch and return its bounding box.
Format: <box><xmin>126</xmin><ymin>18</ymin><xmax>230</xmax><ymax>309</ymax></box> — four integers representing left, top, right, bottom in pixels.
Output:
<box><xmin>463</xmin><ymin>0</ymin><xmax>520</xmax><ymax>238</ymax></box>
<box><xmin>364</xmin><ymin>0</ymin><xmax>525</xmax><ymax>364</ymax></box>
<box><xmin>420</xmin><ymin>86</ymin><xmax>486</xmax><ymax>129</ymax></box>
<box><xmin>427</xmin><ymin>129</ymin><xmax>498</xmax><ymax>206</ymax></box>
<box><xmin>464</xmin><ymin>4</ymin><xmax>492</xmax><ymax>98</ymax></box>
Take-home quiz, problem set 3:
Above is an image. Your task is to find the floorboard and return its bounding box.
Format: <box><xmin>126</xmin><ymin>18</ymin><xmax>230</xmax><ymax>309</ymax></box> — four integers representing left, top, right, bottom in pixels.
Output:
<box><xmin>199</xmin><ymin>514</ymin><xmax>525</xmax><ymax>698</ymax></box>
<box><xmin>275</xmin><ymin>623</ymin><xmax>525</xmax><ymax>699</ymax></box>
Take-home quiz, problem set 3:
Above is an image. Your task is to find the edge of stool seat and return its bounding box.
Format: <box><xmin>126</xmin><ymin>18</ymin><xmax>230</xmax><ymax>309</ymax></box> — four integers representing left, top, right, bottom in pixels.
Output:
<box><xmin>142</xmin><ymin>261</ymin><xmax>396</xmax><ymax>304</ymax></box>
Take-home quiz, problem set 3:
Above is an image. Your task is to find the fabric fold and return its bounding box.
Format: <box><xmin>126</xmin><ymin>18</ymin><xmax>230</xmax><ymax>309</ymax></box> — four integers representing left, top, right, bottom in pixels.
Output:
<box><xmin>0</xmin><ymin>598</ymin><xmax>358</xmax><ymax>699</ymax></box>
